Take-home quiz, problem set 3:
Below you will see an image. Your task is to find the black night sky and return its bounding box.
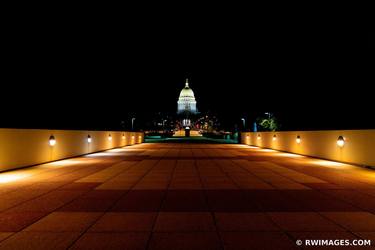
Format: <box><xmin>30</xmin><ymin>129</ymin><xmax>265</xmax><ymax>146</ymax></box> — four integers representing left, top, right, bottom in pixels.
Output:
<box><xmin>1</xmin><ymin>16</ymin><xmax>374</xmax><ymax>131</ymax></box>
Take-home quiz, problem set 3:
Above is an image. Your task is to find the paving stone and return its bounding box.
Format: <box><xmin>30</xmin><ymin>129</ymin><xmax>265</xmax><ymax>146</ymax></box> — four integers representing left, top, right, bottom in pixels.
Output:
<box><xmin>1</xmin><ymin>143</ymin><xmax>375</xmax><ymax>249</ymax></box>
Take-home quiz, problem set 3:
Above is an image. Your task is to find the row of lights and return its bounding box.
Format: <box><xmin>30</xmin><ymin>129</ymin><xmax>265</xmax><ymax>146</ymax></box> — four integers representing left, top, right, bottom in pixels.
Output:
<box><xmin>49</xmin><ymin>134</ymin><xmax>140</xmax><ymax>146</ymax></box>
<box><xmin>248</xmin><ymin>134</ymin><xmax>345</xmax><ymax>147</ymax></box>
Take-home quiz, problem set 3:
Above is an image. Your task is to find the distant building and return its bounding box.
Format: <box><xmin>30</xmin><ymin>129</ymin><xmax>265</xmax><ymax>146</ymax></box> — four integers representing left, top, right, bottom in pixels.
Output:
<box><xmin>177</xmin><ymin>79</ymin><xmax>197</xmax><ymax>114</ymax></box>
<box><xmin>175</xmin><ymin>79</ymin><xmax>200</xmax><ymax>136</ymax></box>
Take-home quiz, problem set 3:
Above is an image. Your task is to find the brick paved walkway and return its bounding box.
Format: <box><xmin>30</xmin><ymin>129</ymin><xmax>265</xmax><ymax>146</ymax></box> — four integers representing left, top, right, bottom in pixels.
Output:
<box><xmin>1</xmin><ymin>143</ymin><xmax>375</xmax><ymax>249</ymax></box>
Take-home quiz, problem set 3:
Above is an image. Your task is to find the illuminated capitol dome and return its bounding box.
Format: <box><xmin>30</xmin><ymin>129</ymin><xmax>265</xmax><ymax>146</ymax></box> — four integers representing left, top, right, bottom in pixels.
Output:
<box><xmin>177</xmin><ymin>79</ymin><xmax>197</xmax><ymax>114</ymax></box>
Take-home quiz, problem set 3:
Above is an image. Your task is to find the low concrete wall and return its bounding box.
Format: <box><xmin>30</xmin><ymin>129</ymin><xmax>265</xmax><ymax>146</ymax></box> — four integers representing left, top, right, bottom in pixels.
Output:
<box><xmin>0</xmin><ymin>129</ymin><xmax>144</xmax><ymax>172</ymax></box>
<box><xmin>241</xmin><ymin>130</ymin><xmax>375</xmax><ymax>167</ymax></box>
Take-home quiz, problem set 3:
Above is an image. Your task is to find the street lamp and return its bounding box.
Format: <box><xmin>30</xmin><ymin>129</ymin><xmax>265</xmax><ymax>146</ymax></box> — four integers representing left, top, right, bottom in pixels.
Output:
<box><xmin>265</xmin><ymin>112</ymin><xmax>271</xmax><ymax>119</ymax></box>
<box><xmin>241</xmin><ymin>118</ymin><xmax>246</xmax><ymax>130</ymax></box>
<box><xmin>132</xmin><ymin>118</ymin><xmax>136</xmax><ymax>130</ymax></box>
<box><xmin>163</xmin><ymin>119</ymin><xmax>168</xmax><ymax>134</ymax></box>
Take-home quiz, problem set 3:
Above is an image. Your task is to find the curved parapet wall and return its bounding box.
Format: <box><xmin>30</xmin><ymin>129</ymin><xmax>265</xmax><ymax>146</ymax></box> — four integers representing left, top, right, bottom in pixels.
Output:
<box><xmin>241</xmin><ymin>130</ymin><xmax>375</xmax><ymax>168</ymax></box>
<box><xmin>0</xmin><ymin>129</ymin><xmax>144</xmax><ymax>172</ymax></box>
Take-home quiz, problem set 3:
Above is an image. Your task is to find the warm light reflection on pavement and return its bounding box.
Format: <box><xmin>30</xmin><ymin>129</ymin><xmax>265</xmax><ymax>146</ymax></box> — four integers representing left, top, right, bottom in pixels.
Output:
<box><xmin>0</xmin><ymin>172</ymin><xmax>30</xmax><ymax>183</ymax></box>
<box><xmin>274</xmin><ymin>152</ymin><xmax>305</xmax><ymax>158</ymax></box>
<box><xmin>307</xmin><ymin>159</ymin><xmax>351</xmax><ymax>168</ymax></box>
<box><xmin>1</xmin><ymin>143</ymin><xmax>375</xmax><ymax>249</ymax></box>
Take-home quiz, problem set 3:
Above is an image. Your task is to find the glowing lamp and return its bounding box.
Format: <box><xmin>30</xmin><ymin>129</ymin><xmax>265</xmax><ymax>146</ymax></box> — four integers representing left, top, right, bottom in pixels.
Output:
<box><xmin>122</xmin><ymin>133</ymin><xmax>125</xmax><ymax>139</ymax></box>
<box><xmin>257</xmin><ymin>134</ymin><xmax>261</xmax><ymax>140</ymax></box>
<box><xmin>273</xmin><ymin>135</ymin><xmax>277</xmax><ymax>141</ymax></box>
<box><xmin>296</xmin><ymin>135</ymin><xmax>301</xmax><ymax>144</ymax></box>
<box><xmin>108</xmin><ymin>134</ymin><xmax>112</xmax><ymax>141</ymax></box>
<box><xmin>87</xmin><ymin>135</ymin><xmax>92</xmax><ymax>143</ymax></box>
<box><xmin>337</xmin><ymin>136</ymin><xmax>345</xmax><ymax>147</ymax></box>
<box><xmin>49</xmin><ymin>135</ymin><xmax>56</xmax><ymax>146</ymax></box>
<box><xmin>132</xmin><ymin>135</ymin><xmax>135</xmax><ymax>139</ymax></box>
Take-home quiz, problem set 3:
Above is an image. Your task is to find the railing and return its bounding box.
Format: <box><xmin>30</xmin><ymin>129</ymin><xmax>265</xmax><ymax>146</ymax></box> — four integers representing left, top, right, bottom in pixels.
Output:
<box><xmin>241</xmin><ymin>130</ymin><xmax>375</xmax><ymax>168</ymax></box>
<box><xmin>0</xmin><ymin>129</ymin><xmax>144</xmax><ymax>172</ymax></box>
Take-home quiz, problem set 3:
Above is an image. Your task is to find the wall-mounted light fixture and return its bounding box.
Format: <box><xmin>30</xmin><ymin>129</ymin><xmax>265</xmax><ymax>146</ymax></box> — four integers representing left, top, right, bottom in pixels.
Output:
<box><xmin>273</xmin><ymin>135</ymin><xmax>277</xmax><ymax>141</ymax></box>
<box><xmin>108</xmin><ymin>134</ymin><xmax>112</xmax><ymax>141</ymax></box>
<box><xmin>296</xmin><ymin>135</ymin><xmax>301</xmax><ymax>144</ymax></box>
<box><xmin>337</xmin><ymin>136</ymin><xmax>345</xmax><ymax>147</ymax></box>
<box><xmin>257</xmin><ymin>134</ymin><xmax>261</xmax><ymax>140</ymax></box>
<box><xmin>122</xmin><ymin>133</ymin><xmax>125</xmax><ymax>139</ymax></box>
<box><xmin>87</xmin><ymin>135</ymin><xmax>92</xmax><ymax>143</ymax></box>
<box><xmin>49</xmin><ymin>135</ymin><xmax>56</xmax><ymax>146</ymax></box>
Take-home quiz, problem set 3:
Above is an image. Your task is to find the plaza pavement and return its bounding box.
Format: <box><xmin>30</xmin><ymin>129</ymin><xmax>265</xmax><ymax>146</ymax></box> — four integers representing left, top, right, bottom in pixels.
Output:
<box><xmin>1</xmin><ymin>143</ymin><xmax>375</xmax><ymax>249</ymax></box>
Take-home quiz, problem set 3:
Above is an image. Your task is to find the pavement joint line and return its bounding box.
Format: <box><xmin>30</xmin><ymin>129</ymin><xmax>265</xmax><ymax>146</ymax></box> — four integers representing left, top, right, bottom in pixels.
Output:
<box><xmin>1</xmin><ymin>161</ymin><xmax>116</xmax><ymax>214</ymax></box>
<box><xmin>231</xmin><ymin>159</ymin><xmax>283</xmax><ymax>191</ymax></box>
<box><xmin>212</xmin><ymin>158</ymin><xmax>298</xmax><ymax>246</ymax></box>
<box><xmin>144</xmin><ymin>158</ymin><xmax>177</xmax><ymax>250</ymax></box>
<box><xmin>65</xmin><ymin>157</ymin><xmax>162</xmax><ymax>249</ymax></box>
<box><xmin>196</xmin><ymin>159</ymin><xmax>225</xmax><ymax>250</ymax></box>
<box><xmin>3</xmin><ymin>143</ymin><xmax>375</xmax><ymax>249</ymax></box>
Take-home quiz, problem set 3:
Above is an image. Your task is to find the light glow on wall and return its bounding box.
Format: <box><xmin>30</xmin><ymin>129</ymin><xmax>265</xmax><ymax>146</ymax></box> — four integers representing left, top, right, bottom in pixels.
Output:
<box><xmin>245</xmin><ymin>134</ymin><xmax>250</xmax><ymax>144</ymax></box>
<box><xmin>49</xmin><ymin>135</ymin><xmax>56</xmax><ymax>146</ymax></box>
<box><xmin>0</xmin><ymin>129</ymin><xmax>144</xmax><ymax>172</ymax></box>
<box><xmin>240</xmin><ymin>130</ymin><xmax>375</xmax><ymax>168</ymax></box>
<box><xmin>272</xmin><ymin>135</ymin><xmax>277</xmax><ymax>141</ymax></box>
<box><xmin>337</xmin><ymin>136</ymin><xmax>345</xmax><ymax>147</ymax></box>
<box><xmin>122</xmin><ymin>133</ymin><xmax>125</xmax><ymax>139</ymax></box>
